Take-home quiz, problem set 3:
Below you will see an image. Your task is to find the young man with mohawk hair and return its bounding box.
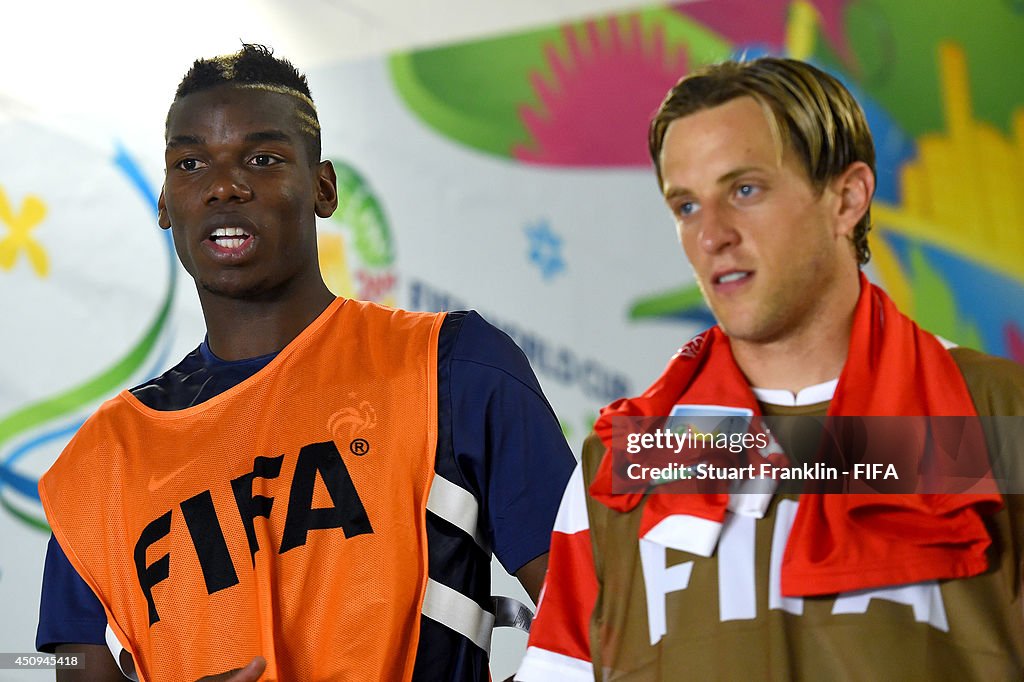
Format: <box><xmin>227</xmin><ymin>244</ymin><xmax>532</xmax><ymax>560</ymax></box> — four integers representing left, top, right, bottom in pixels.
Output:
<box><xmin>36</xmin><ymin>44</ymin><xmax>574</xmax><ymax>682</ymax></box>
<box><xmin>516</xmin><ymin>57</ymin><xmax>1024</xmax><ymax>681</ymax></box>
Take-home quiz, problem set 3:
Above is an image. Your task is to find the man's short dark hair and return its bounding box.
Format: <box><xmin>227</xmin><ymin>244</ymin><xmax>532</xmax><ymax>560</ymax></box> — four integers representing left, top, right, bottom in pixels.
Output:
<box><xmin>167</xmin><ymin>43</ymin><xmax>322</xmax><ymax>162</ymax></box>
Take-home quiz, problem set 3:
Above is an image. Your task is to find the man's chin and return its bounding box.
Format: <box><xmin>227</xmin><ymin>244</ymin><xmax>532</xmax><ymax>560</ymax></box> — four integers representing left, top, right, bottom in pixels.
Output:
<box><xmin>718</xmin><ymin>318</ymin><xmax>797</xmax><ymax>346</ymax></box>
<box><xmin>196</xmin><ymin>277</ymin><xmax>278</xmax><ymax>302</ymax></box>
<box><xmin>715</xmin><ymin>314</ymin><xmax>771</xmax><ymax>342</ymax></box>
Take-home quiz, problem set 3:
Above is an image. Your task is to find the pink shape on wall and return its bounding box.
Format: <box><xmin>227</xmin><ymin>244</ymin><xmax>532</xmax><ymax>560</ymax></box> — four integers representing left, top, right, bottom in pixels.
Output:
<box><xmin>671</xmin><ymin>0</ymin><xmax>853</xmax><ymax>63</ymax></box>
<box><xmin>514</xmin><ymin>15</ymin><xmax>689</xmax><ymax>167</ymax></box>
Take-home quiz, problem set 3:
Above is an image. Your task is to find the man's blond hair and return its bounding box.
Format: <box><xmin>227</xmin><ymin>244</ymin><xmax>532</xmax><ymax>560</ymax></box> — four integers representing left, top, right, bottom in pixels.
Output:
<box><xmin>649</xmin><ymin>57</ymin><xmax>876</xmax><ymax>265</ymax></box>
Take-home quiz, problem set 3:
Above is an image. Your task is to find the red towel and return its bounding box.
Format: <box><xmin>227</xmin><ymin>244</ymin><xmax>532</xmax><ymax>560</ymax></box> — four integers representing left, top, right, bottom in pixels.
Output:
<box><xmin>591</xmin><ymin>274</ymin><xmax>1002</xmax><ymax>596</ymax></box>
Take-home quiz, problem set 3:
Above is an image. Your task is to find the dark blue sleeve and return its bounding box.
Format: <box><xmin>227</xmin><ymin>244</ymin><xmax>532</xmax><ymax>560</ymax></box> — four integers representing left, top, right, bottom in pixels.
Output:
<box><xmin>444</xmin><ymin>311</ymin><xmax>576</xmax><ymax>574</ymax></box>
<box><xmin>36</xmin><ymin>534</ymin><xmax>108</xmax><ymax>652</ymax></box>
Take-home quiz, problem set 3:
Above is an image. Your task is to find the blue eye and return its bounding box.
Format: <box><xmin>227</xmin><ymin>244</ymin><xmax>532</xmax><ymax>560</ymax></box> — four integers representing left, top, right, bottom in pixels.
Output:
<box><xmin>678</xmin><ymin>201</ymin><xmax>698</xmax><ymax>217</ymax></box>
<box><xmin>736</xmin><ymin>184</ymin><xmax>758</xmax><ymax>198</ymax></box>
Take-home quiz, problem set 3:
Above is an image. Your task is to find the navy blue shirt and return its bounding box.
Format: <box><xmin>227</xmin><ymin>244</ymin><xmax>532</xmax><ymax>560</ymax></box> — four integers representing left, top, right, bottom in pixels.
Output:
<box><xmin>37</xmin><ymin>309</ymin><xmax>575</xmax><ymax>665</ymax></box>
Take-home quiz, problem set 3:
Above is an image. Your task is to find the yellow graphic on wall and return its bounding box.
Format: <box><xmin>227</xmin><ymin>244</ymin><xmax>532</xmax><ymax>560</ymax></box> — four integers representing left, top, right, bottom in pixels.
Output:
<box><xmin>873</xmin><ymin>42</ymin><xmax>1024</xmax><ymax>311</ymax></box>
<box><xmin>0</xmin><ymin>186</ymin><xmax>49</xmax><ymax>277</ymax></box>
<box><xmin>784</xmin><ymin>0</ymin><xmax>821</xmax><ymax>60</ymax></box>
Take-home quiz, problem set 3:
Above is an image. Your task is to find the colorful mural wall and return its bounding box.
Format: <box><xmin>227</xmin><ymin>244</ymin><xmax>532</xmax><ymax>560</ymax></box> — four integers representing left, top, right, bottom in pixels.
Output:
<box><xmin>385</xmin><ymin>0</ymin><xmax>1024</xmax><ymax>360</ymax></box>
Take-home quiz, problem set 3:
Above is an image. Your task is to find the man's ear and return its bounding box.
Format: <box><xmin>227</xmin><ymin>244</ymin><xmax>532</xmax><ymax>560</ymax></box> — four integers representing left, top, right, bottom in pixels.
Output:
<box><xmin>832</xmin><ymin>161</ymin><xmax>874</xmax><ymax>239</ymax></box>
<box><xmin>315</xmin><ymin>160</ymin><xmax>339</xmax><ymax>219</ymax></box>
<box><xmin>157</xmin><ymin>188</ymin><xmax>170</xmax><ymax>229</ymax></box>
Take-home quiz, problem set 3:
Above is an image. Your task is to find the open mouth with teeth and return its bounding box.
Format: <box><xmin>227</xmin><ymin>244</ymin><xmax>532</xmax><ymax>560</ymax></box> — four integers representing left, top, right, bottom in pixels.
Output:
<box><xmin>209</xmin><ymin>227</ymin><xmax>252</xmax><ymax>250</ymax></box>
<box><xmin>715</xmin><ymin>271</ymin><xmax>752</xmax><ymax>285</ymax></box>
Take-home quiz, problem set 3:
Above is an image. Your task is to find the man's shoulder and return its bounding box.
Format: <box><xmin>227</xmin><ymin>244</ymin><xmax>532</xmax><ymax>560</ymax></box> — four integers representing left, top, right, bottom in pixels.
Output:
<box><xmin>443</xmin><ymin>310</ymin><xmax>515</xmax><ymax>357</ymax></box>
<box><xmin>343</xmin><ymin>298</ymin><xmax>445</xmax><ymax>327</ymax></box>
<box><xmin>949</xmin><ymin>347</ymin><xmax>1024</xmax><ymax>416</ymax></box>
<box><xmin>50</xmin><ymin>347</ymin><xmax>217</xmax><ymax>467</ymax></box>
<box><xmin>76</xmin><ymin>390</ymin><xmax>141</xmax><ymax>434</ymax></box>
<box><xmin>42</xmin><ymin>391</ymin><xmax>140</xmax><ymax>490</ymax></box>
<box><xmin>440</xmin><ymin>310</ymin><xmax>541</xmax><ymax>387</ymax></box>
<box><xmin>348</xmin><ymin>304</ymin><xmax>515</xmax><ymax>362</ymax></box>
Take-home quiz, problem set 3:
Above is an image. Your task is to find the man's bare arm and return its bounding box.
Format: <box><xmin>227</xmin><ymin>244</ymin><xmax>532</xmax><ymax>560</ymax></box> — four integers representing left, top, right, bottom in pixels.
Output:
<box><xmin>514</xmin><ymin>552</ymin><xmax>548</xmax><ymax>606</ymax></box>
<box><xmin>55</xmin><ymin>644</ymin><xmax>123</xmax><ymax>682</ymax></box>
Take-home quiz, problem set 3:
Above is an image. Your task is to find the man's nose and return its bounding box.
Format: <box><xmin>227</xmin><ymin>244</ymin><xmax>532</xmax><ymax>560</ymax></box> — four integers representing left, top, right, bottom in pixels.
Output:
<box><xmin>698</xmin><ymin>206</ymin><xmax>739</xmax><ymax>254</ymax></box>
<box><xmin>205</xmin><ymin>166</ymin><xmax>253</xmax><ymax>204</ymax></box>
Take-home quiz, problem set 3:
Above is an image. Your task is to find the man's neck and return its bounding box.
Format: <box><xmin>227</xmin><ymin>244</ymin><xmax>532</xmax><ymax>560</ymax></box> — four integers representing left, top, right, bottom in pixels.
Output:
<box><xmin>729</xmin><ymin>282</ymin><xmax>859</xmax><ymax>396</ymax></box>
<box><xmin>731</xmin><ymin>331</ymin><xmax>848</xmax><ymax>395</ymax></box>
<box><xmin>200</xmin><ymin>280</ymin><xmax>336</xmax><ymax>361</ymax></box>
